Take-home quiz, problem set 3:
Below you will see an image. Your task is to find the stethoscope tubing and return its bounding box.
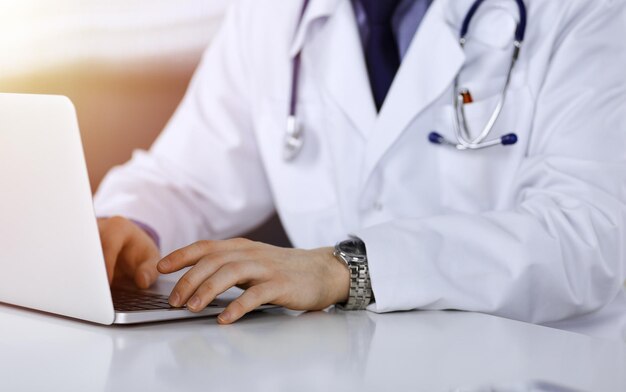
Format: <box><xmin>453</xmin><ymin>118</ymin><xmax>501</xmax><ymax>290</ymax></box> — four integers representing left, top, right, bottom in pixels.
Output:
<box><xmin>285</xmin><ymin>0</ymin><xmax>527</xmax><ymax>161</ymax></box>
<box><xmin>283</xmin><ymin>0</ymin><xmax>311</xmax><ymax>162</ymax></box>
<box><xmin>462</xmin><ymin>0</ymin><xmax>527</xmax><ymax>43</ymax></box>
<box><xmin>432</xmin><ymin>0</ymin><xmax>526</xmax><ymax>151</ymax></box>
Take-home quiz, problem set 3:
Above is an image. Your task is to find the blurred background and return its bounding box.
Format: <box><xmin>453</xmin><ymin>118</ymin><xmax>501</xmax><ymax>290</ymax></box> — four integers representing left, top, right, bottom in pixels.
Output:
<box><xmin>0</xmin><ymin>0</ymin><xmax>289</xmax><ymax>245</ymax></box>
<box><xmin>0</xmin><ymin>0</ymin><xmax>227</xmax><ymax>188</ymax></box>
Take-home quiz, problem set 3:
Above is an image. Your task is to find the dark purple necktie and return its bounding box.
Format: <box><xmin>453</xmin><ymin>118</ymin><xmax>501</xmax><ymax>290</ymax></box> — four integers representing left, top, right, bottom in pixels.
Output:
<box><xmin>360</xmin><ymin>0</ymin><xmax>402</xmax><ymax>111</ymax></box>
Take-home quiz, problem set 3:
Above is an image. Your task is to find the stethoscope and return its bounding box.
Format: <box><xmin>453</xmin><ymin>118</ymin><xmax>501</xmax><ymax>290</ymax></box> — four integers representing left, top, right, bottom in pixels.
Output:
<box><xmin>283</xmin><ymin>0</ymin><xmax>527</xmax><ymax>161</ymax></box>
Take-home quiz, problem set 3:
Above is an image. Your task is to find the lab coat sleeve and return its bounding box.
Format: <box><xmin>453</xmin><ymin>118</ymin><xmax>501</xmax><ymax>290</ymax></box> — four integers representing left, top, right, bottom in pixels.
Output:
<box><xmin>94</xmin><ymin>1</ymin><xmax>274</xmax><ymax>255</ymax></box>
<box><xmin>354</xmin><ymin>0</ymin><xmax>626</xmax><ymax>324</ymax></box>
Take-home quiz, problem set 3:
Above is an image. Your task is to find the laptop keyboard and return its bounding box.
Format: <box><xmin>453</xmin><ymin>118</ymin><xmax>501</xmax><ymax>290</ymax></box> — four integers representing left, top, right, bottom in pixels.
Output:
<box><xmin>112</xmin><ymin>287</ymin><xmax>223</xmax><ymax>312</ymax></box>
<box><xmin>112</xmin><ymin>288</ymin><xmax>175</xmax><ymax>311</ymax></box>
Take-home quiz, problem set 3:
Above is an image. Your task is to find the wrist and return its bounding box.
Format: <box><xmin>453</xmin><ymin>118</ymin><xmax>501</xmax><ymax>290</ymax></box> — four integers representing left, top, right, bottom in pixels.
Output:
<box><xmin>333</xmin><ymin>237</ymin><xmax>373</xmax><ymax>310</ymax></box>
<box><xmin>315</xmin><ymin>247</ymin><xmax>350</xmax><ymax>305</ymax></box>
<box><xmin>332</xmin><ymin>248</ymin><xmax>351</xmax><ymax>304</ymax></box>
<box><xmin>129</xmin><ymin>219</ymin><xmax>161</xmax><ymax>250</ymax></box>
<box><xmin>98</xmin><ymin>216</ymin><xmax>161</xmax><ymax>250</ymax></box>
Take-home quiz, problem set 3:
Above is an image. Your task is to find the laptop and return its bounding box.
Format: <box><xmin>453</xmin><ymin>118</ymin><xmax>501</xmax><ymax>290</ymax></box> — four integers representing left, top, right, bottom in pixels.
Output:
<box><xmin>0</xmin><ymin>92</ymin><xmax>272</xmax><ymax>324</ymax></box>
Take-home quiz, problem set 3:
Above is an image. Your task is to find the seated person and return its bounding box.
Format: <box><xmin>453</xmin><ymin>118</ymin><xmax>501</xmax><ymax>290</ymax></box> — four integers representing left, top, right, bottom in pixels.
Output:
<box><xmin>94</xmin><ymin>0</ymin><xmax>626</xmax><ymax>340</ymax></box>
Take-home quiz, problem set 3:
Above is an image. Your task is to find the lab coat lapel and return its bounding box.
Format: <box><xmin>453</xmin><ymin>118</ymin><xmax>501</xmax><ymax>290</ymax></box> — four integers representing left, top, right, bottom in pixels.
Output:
<box><xmin>299</xmin><ymin>0</ymin><xmax>377</xmax><ymax>138</ymax></box>
<box><xmin>361</xmin><ymin>0</ymin><xmax>466</xmax><ymax>184</ymax></box>
<box><xmin>290</xmin><ymin>0</ymin><xmax>341</xmax><ymax>55</ymax></box>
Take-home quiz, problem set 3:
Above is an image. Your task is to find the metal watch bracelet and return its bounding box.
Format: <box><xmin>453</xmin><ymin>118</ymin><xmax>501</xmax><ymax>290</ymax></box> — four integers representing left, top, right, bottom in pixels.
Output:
<box><xmin>334</xmin><ymin>238</ymin><xmax>373</xmax><ymax>310</ymax></box>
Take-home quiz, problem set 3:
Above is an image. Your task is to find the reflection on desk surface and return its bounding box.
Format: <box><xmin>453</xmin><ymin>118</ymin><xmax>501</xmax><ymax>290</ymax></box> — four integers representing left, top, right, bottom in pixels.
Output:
<box><xmin>453</xmin><ymin>380</ymin><xmax>585</xmax><ymax>392</ymax></box>
<box><xmin>0</xmin><ymin>305</ymin><xmax>624</xmax><ymax>392</ymax></box>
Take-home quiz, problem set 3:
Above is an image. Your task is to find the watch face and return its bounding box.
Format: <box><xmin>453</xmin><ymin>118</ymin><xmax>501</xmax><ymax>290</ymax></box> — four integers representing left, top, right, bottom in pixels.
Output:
<box><xmin>339</xmin><ymin>238</ymin><xmax>366</xmax><ymax>256</ymax></box>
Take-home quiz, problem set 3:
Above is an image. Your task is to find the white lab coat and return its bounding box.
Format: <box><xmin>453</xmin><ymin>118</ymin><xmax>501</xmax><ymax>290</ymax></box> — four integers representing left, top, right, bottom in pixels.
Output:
<box><xmin>95</xmin><ymin>0</ymin><xmax>626</xmax><ymax>339</ymax></box>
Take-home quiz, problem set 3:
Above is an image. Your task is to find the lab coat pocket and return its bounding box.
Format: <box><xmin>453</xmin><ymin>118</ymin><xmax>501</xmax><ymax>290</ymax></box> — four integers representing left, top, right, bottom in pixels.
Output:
<box><xmin>436</xmin><ymin>86</ymin><xmax>534</xmax><ymax>213</ymax></box>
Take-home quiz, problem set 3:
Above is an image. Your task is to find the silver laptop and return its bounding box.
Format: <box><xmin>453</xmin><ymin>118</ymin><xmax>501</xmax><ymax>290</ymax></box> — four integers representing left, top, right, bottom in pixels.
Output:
<box><xmin>0</xmin><ymin>93</ymin><xmax>272</xmax><ymax>324</ymax></box>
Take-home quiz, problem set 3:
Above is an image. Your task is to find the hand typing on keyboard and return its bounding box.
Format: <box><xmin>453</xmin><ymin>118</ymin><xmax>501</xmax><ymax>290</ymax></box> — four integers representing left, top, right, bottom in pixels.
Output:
<box><xmin>157</xmin><ymin>238</ymin><xmax>350</xmax><ymax>325</ymax></box>
<box><xmin>98</xmin><ymin>216</ymin><xmax>161</xmax><ymax>289</ymax></box>
<box><xmin>97</xmin><ymin>216</ymin><xmax>350</xmax><ymax>325</ymax></box>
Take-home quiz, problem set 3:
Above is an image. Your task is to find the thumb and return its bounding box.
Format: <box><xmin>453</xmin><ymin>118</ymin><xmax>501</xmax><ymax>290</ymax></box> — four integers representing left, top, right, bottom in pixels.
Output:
<box><xmin>134</xmin><ymin>257</ymin><xmax>160</xmax><ymax>289</ymax></box>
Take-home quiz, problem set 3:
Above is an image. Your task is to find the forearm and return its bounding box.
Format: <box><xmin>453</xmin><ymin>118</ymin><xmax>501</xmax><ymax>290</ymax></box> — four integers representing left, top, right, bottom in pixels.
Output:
<box><xmin>354</xmin><ymin>170</ymin><xmax>626</xmax><ymax>324</ymax></box>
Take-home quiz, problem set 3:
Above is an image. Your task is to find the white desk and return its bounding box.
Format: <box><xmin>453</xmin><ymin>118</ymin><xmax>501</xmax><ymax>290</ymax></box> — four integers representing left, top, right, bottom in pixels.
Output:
<box><xmin>0</xmin><ymin>304</ymin><xmax>624</xmax><ymax>392</ymax></box>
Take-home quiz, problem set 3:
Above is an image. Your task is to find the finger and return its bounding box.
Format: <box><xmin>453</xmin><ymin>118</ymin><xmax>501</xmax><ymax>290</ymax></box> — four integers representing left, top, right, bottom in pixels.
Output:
<box><xmin>158</xmin><ymin>238</ymin><xmax>256</xmax><ymax>274</ymax></box>
<box><xmin>99</xmin><ymin>222</ymin><xmax>126</xmax><ymax>284</ymax></box>
<box><xmin>168</xmin><ymin>253</ymin><xmax>244</xmax><ymax>307</ymax></box>
<box><xmin>187</xmin><ymin>263</ymin><xmax>266</xmax><ymax>312</ymax></box>
<box><xmin>134</xmin><ymin>257</ymin><xmax>160</xmax><ymax>289</ymax></box>
<box><xmin>184</xmin><ymin>262</ymin><xmax>261</xmax><ymax>312</ymax></box>
<box><xmin>119</xmin><ymin>235</ymin><xmax>160</xmax><ymax>286</ymax></box>
<box><xmin>99</xmin><ymin>217</ymin><xmax>160</xmax><ymax>286</ymax></box>
<box><xmin>217</xmin><ymin>284</ymin><xmax>276</xmax><ymax>324</ymax></box>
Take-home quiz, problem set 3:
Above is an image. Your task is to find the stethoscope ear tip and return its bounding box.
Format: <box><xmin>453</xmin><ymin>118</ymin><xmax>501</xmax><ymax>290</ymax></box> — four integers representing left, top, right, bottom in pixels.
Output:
<box><xmin>428</xmin><ymin>132</ymin><xmax>445</xmax><ymax>145</ymax></box>
<box><xmin>501</xmin><ymin>133</ymin><xmax>518</xmax><ymax>146</ymax></box>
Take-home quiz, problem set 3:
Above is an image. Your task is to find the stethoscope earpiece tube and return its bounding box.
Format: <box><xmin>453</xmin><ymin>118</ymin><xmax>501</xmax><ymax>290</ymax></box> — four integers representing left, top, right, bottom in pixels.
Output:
<box><xmin>429</xmin><ymin>131</ymin><xmax>518</xmax><ymax>150</ymax></box>
<box><xmin>515</xmin><ymin>0</ymin><xmax>528</xmax><ymax>42</ymax></box>
<box><xmin>461</xmin><ymin>0</ymin><xmax>526</xmax><ymax>42</ymax></box>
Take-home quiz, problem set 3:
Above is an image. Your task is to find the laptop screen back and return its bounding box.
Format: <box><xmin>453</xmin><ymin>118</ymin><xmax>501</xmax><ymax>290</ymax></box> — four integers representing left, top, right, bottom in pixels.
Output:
<box><xmin>0</xmin><ymin>93</ymin><xmax>114</xmax><ymax>324</ymax></box>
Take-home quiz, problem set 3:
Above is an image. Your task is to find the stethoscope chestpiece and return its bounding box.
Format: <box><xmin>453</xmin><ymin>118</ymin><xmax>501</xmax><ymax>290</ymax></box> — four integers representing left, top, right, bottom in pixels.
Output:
<box><xmin>283</xmin><ymin>115</ymin><xmax>304</xmax><ymax>161</ymax></box>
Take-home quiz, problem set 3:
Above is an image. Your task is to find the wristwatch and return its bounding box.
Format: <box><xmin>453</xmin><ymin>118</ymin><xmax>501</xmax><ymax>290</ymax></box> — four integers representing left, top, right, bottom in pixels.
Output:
<box><xmin>334</xmin><ymin>237</ymin><xmax>373</xmax><ymax>310</ymax></box>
